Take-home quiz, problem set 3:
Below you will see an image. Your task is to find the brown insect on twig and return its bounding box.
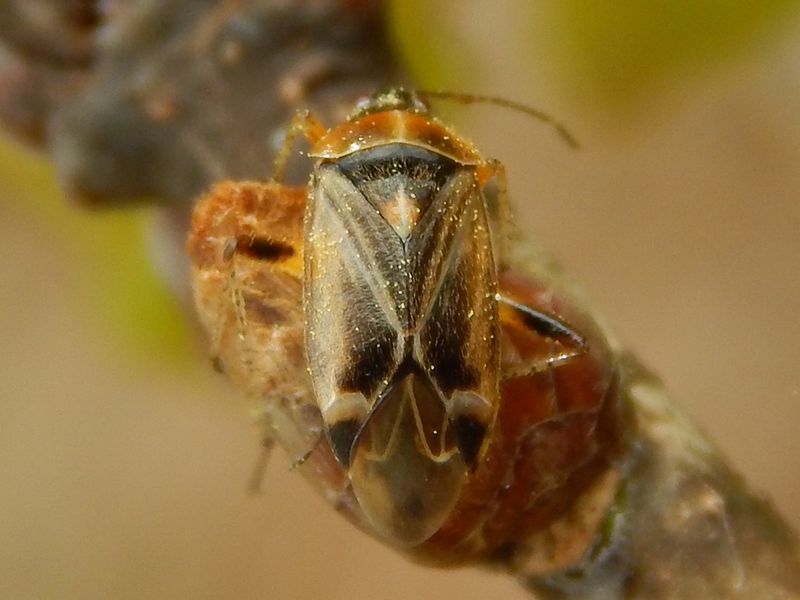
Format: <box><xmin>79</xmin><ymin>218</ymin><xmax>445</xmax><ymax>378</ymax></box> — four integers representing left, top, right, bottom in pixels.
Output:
<box><xmin>2</xmin><ymin>1</ymin><xmax>798</xmax><ymax>598</ymax></box>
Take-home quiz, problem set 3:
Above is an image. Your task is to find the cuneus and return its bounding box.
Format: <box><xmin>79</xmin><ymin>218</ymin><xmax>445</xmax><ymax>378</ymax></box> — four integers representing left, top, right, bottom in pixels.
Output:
<box><xmin>274</xmin><ymin>88</ymin><xmax>586</xmax><ymax>546</ymax></box>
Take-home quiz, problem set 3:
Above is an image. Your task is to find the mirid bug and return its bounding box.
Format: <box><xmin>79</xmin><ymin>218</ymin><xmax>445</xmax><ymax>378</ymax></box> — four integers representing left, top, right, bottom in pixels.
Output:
<box><xmin>187</xmin><ymin>89</ymin><xmax>630</xmax><ymax>560</ymax></box>
<box><xmin>267</xmin><ymin>89</ymin><xmax>592</xmax><ymax>545</ymax></box>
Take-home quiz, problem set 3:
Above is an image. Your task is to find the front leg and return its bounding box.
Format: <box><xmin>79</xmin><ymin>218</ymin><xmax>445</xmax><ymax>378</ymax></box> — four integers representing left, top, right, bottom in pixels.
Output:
<box><xmin>271</xmin><ymin>109</ymin><xmax>327</xmax><ymax>182</ymax></box>
<box><xmin>247</xmin><ymin>428</ymin><xmax>276</xmax><ymax>495</ymax></box>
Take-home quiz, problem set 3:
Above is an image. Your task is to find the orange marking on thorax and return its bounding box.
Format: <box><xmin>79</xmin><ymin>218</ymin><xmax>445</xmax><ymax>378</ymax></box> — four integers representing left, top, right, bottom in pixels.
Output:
<box><xmin>310</xmin><ymin>110</ymin><xmax>485</xmax><ymax>166</ymax></box>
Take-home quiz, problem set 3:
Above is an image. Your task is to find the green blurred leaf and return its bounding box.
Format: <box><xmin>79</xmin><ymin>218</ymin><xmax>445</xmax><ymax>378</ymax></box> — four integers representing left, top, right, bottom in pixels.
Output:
<box><xmin>538</xmin><ymin>0</ymin><xmax>799</xmax><ymax>109</ymax></box>
<box><xmin>387</xmin><ymin>0</ymin><xmax>475</xmax><ymax>89</ymax></box>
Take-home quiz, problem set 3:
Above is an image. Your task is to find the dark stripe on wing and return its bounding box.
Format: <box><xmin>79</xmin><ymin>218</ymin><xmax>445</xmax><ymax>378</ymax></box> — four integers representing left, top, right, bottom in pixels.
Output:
<box><xmin>327</xmin><ymin>418</ymin><xmax>361</xmax><ymax>468</ymax></box>
<box><xmin>450</xmin><ymin>415</ymin><xmax>487</xmax><ymax>470</ymax></box>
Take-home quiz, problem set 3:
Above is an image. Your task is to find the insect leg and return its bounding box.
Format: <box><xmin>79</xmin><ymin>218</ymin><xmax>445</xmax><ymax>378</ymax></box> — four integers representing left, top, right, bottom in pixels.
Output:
<box><xmin>271</xmin><ymin>109</ymin><xmax>327</xmax><ymax>182</ymax></box>
<box><xmin>484</xmin><ymin>157</ymin><xmax>514</xmax><ymax>271</ymax></box>
<box><xmin>476</xmin><ymin>157</ymin><xmax>514</xmax><ymax>271</ymax></box>
<box><xmin>247</xmin><ymin>430</ymin><xmax>276</xmax><ymax>495</ymax></box>
<box><xmin>289</xmin><ymin>432</ymin><xmax>325</xmax><ymax>470</ymax></box>
<box><xmin>202</xmin><ymin>236</ymin><xmax>248</xmax><ymax>375</ymax></box>
<box><xmin>221</xmin><ymin>236</ymin><xmax>253</xmax><ymax>349</ymax></box>
<box><xmin>498</xmin><ymin>293</ymin><xmax>588</xmax><ymax>378</ymax></box>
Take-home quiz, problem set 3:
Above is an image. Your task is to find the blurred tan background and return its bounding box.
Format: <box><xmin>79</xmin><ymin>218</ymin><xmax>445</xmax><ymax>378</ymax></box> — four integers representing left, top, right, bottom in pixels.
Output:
<box><xmin>1</xmin><ymin>1</ymin><xmax>799</xmax><ymax>599</ymax></box>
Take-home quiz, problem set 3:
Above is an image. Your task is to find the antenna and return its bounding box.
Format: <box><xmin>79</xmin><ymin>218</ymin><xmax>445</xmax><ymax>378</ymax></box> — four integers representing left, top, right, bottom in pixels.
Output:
<box><xmin>415</xmin><ymin>90</ymin><xmax>579</xmax><ymax>150</ymax></box>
